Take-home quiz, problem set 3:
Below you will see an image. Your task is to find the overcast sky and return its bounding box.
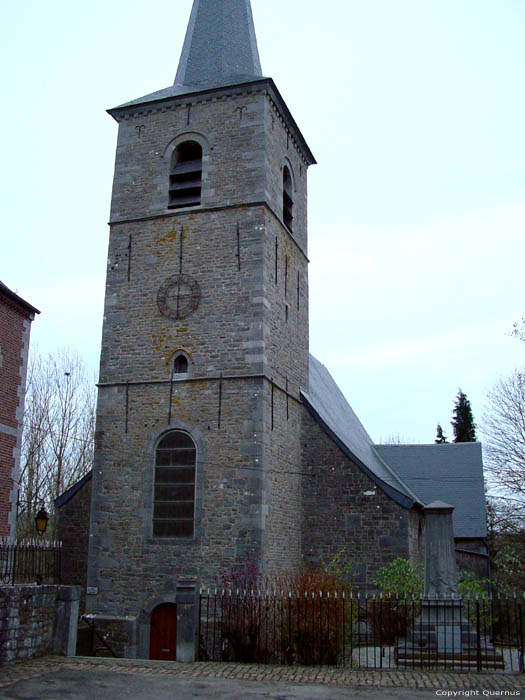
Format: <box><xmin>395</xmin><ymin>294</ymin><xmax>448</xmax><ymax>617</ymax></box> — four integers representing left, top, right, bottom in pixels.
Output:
<box><xmin>2</xmin><ymin>0</ymin><xmax>524</xmax><ymax>444</ymax></box>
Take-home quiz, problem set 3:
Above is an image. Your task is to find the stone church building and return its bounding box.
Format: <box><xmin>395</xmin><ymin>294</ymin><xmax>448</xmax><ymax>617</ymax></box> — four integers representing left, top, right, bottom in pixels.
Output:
<box><xmin>80</xmin><ymin>0</ymin><xmax>487</xmax><ymax>658</ymax></box>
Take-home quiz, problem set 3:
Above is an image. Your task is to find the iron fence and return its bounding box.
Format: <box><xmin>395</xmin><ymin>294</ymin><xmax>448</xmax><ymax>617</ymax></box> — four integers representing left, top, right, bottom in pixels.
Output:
<box><xmin>0</xmin><ymin>538</ymin><xmax>62</xmax><ymax>585</ymax></box>
<box><xmin>199</xmin><ymin>590</ymin><xmax>525</xmax><ymax>672</ymax></box>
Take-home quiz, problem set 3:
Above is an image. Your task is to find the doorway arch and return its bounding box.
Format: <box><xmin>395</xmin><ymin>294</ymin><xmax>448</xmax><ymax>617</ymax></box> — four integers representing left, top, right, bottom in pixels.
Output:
<box><xmin>149</xmin><ymin>602</ymin><xmax>177</xmax><ymax>660</ymax></box>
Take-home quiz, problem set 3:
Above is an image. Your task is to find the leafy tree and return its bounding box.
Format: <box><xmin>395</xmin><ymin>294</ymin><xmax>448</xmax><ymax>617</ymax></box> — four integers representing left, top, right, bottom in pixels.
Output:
<box><xmin>492</xmin><ymin>542</ymin><xmax>525</xmax><ymax>593</ymax></box>
<box><xmin>451</xmin><ymin>389</ymin><xmax>477</xmax><ymax>442</ymax></box>
<box><xmin>435</xmin><ymin>424</ymin><xmax>448</xmax><ymax>444</ymax></box>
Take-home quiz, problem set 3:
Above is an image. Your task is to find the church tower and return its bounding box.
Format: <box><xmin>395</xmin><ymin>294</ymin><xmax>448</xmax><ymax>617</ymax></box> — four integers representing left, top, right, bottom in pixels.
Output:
<box><xmin>87</xmin><ymin>0</ymin><xmax>315</xmax><ymax>656</ymax></box>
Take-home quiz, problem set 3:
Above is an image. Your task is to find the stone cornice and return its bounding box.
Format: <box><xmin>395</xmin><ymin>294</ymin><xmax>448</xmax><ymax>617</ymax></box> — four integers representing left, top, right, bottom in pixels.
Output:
<box><xmin>108</xmin><ymin>78</ymin><xmax>316</xmax><ymax>168</ymax></box>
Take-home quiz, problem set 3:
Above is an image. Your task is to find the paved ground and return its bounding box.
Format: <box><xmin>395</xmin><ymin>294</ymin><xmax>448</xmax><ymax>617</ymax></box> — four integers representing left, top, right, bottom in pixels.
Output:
<box><xmin>0</xmin><ymin>657</ymin><xmax>523</xmax><ymax>700</ymax></box>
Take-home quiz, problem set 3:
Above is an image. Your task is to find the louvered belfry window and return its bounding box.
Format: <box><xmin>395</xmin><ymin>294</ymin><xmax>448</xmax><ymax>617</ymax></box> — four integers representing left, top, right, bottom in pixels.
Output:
<box><xmin>153</xmin><ymin>431</ymin><xmax>196</xmax><ymax>537</ymax></box>
<box><xmin>283</xmin><ymin>166</ymin><xmax>293</xmax><ymax>231</ymax></box>
<box><xmin>168</xmin><ymin>141</ymin><xmax>202</xmax><ymax>209</ymax></box>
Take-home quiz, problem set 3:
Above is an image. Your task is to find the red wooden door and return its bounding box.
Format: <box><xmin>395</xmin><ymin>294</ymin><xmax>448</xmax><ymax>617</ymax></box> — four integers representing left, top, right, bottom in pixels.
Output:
<box><xmin>149</xmin><ymin>603</ymin><xmax>177</xmax><ymax>660</ymax></box>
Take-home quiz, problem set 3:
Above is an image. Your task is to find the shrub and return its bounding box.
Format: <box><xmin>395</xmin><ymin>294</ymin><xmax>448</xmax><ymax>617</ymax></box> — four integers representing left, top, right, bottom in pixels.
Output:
<box><xmin>458</xmin><ymin>570</ymin><xmax>493</xmax><ymax>632</ymax></box>
<box><xmin>372</xmin><ymin>558</ymin><xmax>424</xmax><ymax>597</ymax></box>
<box><xmin>369</xmin><ymin>559</ymin><xmax>424</xmax><ymax>642</ymax></box>
<box><xmin>212</xmin><ymin>557</ymin><xmax>271</xmax><ymax>662</ymax></box>
<box><xmin>276</xmin><ymin>569</ymin><xmax>353</xmax><ymax>665</ymax></box>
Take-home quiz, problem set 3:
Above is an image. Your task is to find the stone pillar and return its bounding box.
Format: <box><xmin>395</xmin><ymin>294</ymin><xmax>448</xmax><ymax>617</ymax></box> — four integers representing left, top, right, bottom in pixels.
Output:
<box><xmin>422</xmin><ymin>501</ymin><xmax>462</xmax><ymax>653</ymax></box>
<box><xmin>423</xmin><ymin>501</ymin><xmax>459</xmax><ymax>598</ymax></box>
<box><xmin>176</xmin><ymin>577</ymin><xmax>199</xmax><ymax>662</ymax></box>
<box><xmin>53</xmin><ymin>585</ymin><xmax>81</xmax><ymax>656</ymax></box>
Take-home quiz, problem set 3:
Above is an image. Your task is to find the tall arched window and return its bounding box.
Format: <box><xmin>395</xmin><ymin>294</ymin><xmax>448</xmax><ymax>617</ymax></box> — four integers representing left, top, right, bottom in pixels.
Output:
<box><xmin>168</xmin><ymin>141</ymin><xmax>202</xmax><ymax>209</ymax></box>
<box><xmin>283</xmin><ymin>166</ymin><xmax>293</xmax><ymax>231</ymax></box>
<box><xmin>153</xmin><ymin>431</ymin><xmax>196</xmax><ymax>537</ymax></box>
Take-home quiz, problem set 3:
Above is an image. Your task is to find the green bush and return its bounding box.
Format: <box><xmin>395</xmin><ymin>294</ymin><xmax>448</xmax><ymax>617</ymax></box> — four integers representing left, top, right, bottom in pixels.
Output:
<box><xmin>369</xmin><ymin>559</ymin><xmax>424</xmax><ymax>642</ymax></box>
<box><xmin>372</xmin><ymin>558</ymin><xmax>424</xmax><ymax>597</ymax></box>
<box><xmin>458</xmin><ymin>570</ymin><xmax>492</xmax><ymax>630</ymax></box>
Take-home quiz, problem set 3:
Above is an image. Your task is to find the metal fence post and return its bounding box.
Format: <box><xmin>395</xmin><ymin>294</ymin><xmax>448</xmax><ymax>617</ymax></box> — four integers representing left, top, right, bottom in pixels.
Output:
<box><xmin>518</xmin><ymin>599</ymin><xmax>524</xmax><ymax>674</ymax></box>
<box><xmin>476</xmin><ymin>599</ymin><xmax>482</xmax><ymax>672</ymax></box>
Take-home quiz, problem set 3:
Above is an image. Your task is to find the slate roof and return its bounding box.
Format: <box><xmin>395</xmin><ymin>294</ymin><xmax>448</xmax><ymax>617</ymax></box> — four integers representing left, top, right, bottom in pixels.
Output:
<box><xmin>115</xmin><ymin>0</ymin><xmax>264</xmax><ymax>109</ymax></box>
<box><xmin>175</xmin><ymin>0</ymin><xmax>262</xmax><ymax>90</ymax></box>
<box><xmin>54</xmin><ymin>471</ymin><xmax>92</xmax><ymax>509</ymax></box>
<box><xmin>302</xmin><ymin>356</ymin><xmax>423</xmax><ymax>509</ymax></box>
<box><xmin>375</xmin><ymin>443</ymin><xmax>487</xmax><ymax>539</ymax></box>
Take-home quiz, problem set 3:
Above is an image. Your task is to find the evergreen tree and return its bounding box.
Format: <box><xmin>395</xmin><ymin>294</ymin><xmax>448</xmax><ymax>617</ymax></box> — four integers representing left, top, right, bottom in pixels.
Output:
<box><xmin>435</xmin><ymin>424</ymin><xmax>448</xmax><ymax>444</ymax></box>
<box><xmin>451</xmin><ymin>389</ymin><xmax>477</xmax><ymax>442</ymax></box>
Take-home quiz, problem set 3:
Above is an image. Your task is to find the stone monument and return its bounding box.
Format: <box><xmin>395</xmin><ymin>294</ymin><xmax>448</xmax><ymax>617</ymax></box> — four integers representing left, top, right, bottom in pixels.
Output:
<box><xmin>396</xmin><ymin>501</ymin><xmax>503</xmax><ymax>669</ymax></box>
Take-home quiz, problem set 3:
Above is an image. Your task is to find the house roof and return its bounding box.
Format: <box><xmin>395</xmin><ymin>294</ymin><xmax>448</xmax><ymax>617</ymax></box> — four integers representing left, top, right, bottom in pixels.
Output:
<box><xmin>54</xmin><ymin>471</ymin><xmax>92</xmax><ymax>509</ymax></box>
<box><xmin>375</xmin><ymin>443</ymin><xmax>487</xmax><ymax>539</ymax></box>
<box><xmin>0</xmin><ymin>280</ymin><xmax>40</xmax><ymax>317</ymax></box>
<box><xmin>302</xmin><ymin>355</ymin><xmax>423</xmax><ymax>509</ymax></box>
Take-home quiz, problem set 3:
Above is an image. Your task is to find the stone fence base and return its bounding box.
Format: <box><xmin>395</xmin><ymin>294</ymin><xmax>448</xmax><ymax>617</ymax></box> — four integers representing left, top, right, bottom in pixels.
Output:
<box><xmin>0</xmin><ymin>585</ymin><xmax>80</xmax><ymax>663</ymax></box>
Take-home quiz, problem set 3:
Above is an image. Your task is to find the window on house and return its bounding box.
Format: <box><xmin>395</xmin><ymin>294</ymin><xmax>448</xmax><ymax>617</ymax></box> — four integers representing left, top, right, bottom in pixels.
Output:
<box><xmin>283</xmin><ymin>166</ymin><xmax>293</xmax><ymax>231</ymax></box>
<box><xmin>168</xmin><ymin>141</ymin><xmax>202</xmax><ymax>209</ymax></box>
<box><xmin>153</xmin><ymin>431</ymin><xmax>196</xmax><ymax>537</ymax></box>
<box><xmin>173</xmin><ymin>354</ymin><xmax>188</xmax><ymax>374</ymax></box>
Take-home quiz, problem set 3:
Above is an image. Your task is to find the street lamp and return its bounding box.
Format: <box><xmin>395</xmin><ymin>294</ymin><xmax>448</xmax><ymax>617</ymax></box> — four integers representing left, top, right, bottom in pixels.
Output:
<box><xmin>16</xmin><ymin>495</ymin><xmax>49</xmax><ymax>536</ymax></box>
<box><xmin>34</xmin><ymin>507</ymin><xmax>49</xmax><ymax>535</ymax></box>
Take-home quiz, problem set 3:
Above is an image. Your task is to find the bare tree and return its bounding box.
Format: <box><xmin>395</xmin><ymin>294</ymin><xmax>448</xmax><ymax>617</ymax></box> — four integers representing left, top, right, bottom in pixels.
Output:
<box><xmin>17</xmin><ymin>348</ymin><xmax>96</xmax><ymax>538</ymax></box>
<box><xmin>486</xmin><ymin>496</ymin><xmax>525</xmax><ymax>592</ymax></box>
<box><xmin>511</xmin><ymin>316</ymin><xmax>525</xmax><ymax>343</ymax></box>
<box><xmin>483</xmin><ymin>370</ymin><xmax>525</xmax><ymax>506</ymax></box>
<box><xmin>379</xmin><ymin>433</ymin><xmax>415</xmax><ymax>445</ymax></box>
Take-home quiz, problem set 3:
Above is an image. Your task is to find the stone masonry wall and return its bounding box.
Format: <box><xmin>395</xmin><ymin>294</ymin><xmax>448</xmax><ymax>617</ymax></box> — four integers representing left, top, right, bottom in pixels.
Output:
<box><xmin>87</xmin><ymin>77</ymin><xmax>314</xmax><ymax>652</ymax></box>
<box><xmin>301</xmin><ymin>410</ymin><xmax>422</xmax><ymax>588</ymax></box>
<box><xmin>264</xmin><ymin>94</ymin><xmax>309</xmax><ymax>254</ymax></box>
<box><xmin>0</xmin><ymin>294</ymin><xmax>33</xmax><ymax>539</ymax></box>
<box><xmin>455</xmin><ymin>538</ymin><xmax>490</xmax><ymax>579</ymax></box>
<box><xmin>88</xmin><ymin>377</ymin><xmax>269</xmax><ymax>617</ymax></box>
<box><xmin>110</xmin><ymin>87</ymin><xmax>266</xmax><ymax>222</ymax></box>
<box><xmin>56</xmin><ymin>475</ymin><xmax>92</xmax><ymax>614</ymax></box>
<box><xmin>100</xmin><ymin>206</ymin><xmax>268</xmax><ymax>384</ymax></box>
<box><xmin>409</xmin><ymin>508</ymin><xmax>425</xmax><ymax>566</ymax></box>
<box><xmin>109</xmin><ymin>82</ymin><xmax>311</xmax><ymax>229</ymax></box>
<box><xmin>0</xmin><ymin>585</ymin><xmax>57</xmax><ymax>663</ymax></box>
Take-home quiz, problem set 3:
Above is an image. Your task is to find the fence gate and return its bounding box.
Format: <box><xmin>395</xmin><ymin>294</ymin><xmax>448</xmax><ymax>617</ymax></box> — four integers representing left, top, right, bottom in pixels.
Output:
<box><xmin>150</xmin><ymin>603</ymin><xmax>177</xmax><ymax>661</ymax></box>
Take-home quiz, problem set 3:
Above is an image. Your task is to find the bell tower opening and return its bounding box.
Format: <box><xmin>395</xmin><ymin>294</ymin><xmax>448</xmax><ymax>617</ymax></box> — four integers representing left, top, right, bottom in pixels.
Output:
<box><xmin>168</xmin><ymin>140</ymin><xmax>202</xmax><ymax>209</ymax></box>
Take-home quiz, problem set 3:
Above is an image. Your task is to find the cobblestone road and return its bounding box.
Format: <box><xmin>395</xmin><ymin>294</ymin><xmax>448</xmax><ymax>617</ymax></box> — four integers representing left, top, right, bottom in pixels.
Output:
<box><xmin>0</xmin><ymin>656</ymin><xmax>523</xmax><ymax>699</ymax></box>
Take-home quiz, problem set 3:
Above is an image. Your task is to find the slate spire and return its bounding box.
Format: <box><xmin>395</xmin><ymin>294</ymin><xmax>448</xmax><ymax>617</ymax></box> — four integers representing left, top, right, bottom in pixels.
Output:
<box><xmin>174</xmin><ymin>0</ymin><xmax>263</xmax><ymax>90</ymax></box>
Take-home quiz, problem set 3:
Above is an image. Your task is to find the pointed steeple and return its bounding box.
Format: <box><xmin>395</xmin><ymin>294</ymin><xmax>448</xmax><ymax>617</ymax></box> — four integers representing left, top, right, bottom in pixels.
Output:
<box><xmin>175</xmin><ymin>0</ymin><xmax>263</xmax><ymax>90</ymax></box>
<box><xmin>113</xmin><ymin>0</ymin><xmax>264</xmax><ymax>110</ymax></box>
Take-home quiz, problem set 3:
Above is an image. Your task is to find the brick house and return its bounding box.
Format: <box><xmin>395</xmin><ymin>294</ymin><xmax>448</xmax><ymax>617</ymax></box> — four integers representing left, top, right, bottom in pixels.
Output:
<box><xmin>0</xmin><ymin>281</ymin><xmax>39</xmax><ymax>540</ymax></box>
<box><xmin>75</xmin><ymin>0</ymin><xmax>487</xmax><ymax>658</ymax></box>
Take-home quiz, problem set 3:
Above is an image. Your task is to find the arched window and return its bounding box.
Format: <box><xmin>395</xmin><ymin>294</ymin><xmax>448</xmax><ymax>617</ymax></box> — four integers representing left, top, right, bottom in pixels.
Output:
<box><xmin>153</xmin><ymin>431</ymin><xmax>196</xmax><ymax>537</ymax></box>
<box><xmin>168</xmin><ymin>141</ymin><xmax>202</xmax><ymax>209</ymax></box>
<box><xmin>283</xmin><ymin>166</ymin><xmax>293</xmax><ymax>231</ymax></box>
<box><xmin>173</xmin><ymin>354</ymin><xmax>188</xmax><ymax>374</ymax></box>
